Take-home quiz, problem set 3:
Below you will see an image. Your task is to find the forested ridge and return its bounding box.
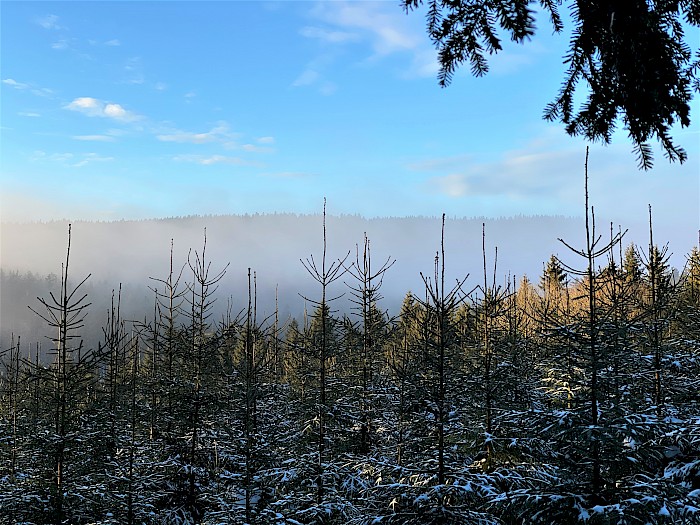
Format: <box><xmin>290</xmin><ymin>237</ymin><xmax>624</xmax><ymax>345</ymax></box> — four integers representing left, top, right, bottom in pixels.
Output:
<box><xmin>1</xmin><ymin>203</ymin><xmax>699</xmax><ymax>524</ymax></box>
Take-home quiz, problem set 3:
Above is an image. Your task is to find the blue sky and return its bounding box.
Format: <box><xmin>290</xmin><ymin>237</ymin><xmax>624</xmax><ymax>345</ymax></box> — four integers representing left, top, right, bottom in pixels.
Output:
<box><xmin>1</xmin><ymin>1</ymin><xmax>698</xmax><ymax>237</ymax></box>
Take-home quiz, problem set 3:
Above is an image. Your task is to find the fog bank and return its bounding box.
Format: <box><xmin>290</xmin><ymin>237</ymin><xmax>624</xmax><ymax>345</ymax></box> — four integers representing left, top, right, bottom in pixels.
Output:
<box><xmin>1</xmin><ymin>213</ymin><xmax>695</xmax><ymax>353</ymax></box>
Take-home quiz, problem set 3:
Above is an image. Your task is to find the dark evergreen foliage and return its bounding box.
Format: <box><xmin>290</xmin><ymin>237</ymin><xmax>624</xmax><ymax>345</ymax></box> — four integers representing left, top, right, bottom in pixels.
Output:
<box><xmin>1</xmin><ymin>200</ymin><xmax>700</xmax><ymax>523</ymax></box>
<box><xmin>402</xmin><ymin>0</ymin><xmax>700</xmax><ymax>168</ymax></box>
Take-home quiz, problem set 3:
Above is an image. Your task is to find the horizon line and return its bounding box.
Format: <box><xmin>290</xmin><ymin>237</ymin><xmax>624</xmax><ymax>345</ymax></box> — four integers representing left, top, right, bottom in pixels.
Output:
<box><xmin>0</xmin><ymin>211</ymin><xmax>584</xmax><ymax>226</ymax></box>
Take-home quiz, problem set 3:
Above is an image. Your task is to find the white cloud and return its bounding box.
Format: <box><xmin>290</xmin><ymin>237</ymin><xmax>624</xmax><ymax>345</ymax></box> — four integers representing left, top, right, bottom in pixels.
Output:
<box><xmin>484</xmin><ymin>140</ymin><xmax>696</xmax><ymax>256</ymax></box>
<box><xmin>300</xmin><ymin>26</ymin><xmax>359</xmax><ymax>43</ymax></box>
<box><xmin>72</xmin><ymin>134</ymin><xmax>116</xmax><ymax>142</ymax></box>
<box><xmin>52</xmin><ymin>153</ymin><xmax>74</xmax><ymax>162</ymax></box>
<box><xmin>422</xmin><ymin>148</ymin><xmax>577</xmax><ymax>199</ymax></box>
<box><xmin>160</xmin><ymin>132</ymin><xmax>214</xmax><ymax>144</ymax></box>
<box><xmin>257</xmin><ymin>136</ymin><xmax>275</xmax><ymax>144</ymax></box>
<box><xmin>52</xmin><ymin>39</ymin><xmax>69</xmax><ymax>50</ymax></box>
<box><xmin>18</xmin><ymin>112</ymin><xmax>41</xmax><ymax>118</ymax></box>
<box><xmin>106</xmin><ymin>128</ymin><xmax>128</xmax><ymax>137</ymax></box>
<box><xmin>67</xmin><ymin>97</ymin><xmax>101</xmax><ymax>113</ymax></box>
<box><xmin>36</xmin><ymin>14</ymin><xmax>63</xmax><ymax>30</ymax></box>
<box><xmin>157</xmin><ymin>122</ymin><xmax>235</xmax><ymax>144</ymax></box>
<box><xmin>308</xmin><ymin>1</ymin><xmax>550</xmax><ymax>82</ymax></box>
<box><xmin>406</xmin><ymin>49</ymin><xmax>440</xmax><ymax>79</ymax></box>
<box><xmin>291</xmin><ymin>66</ymin><xmax>336</xmax><ymax>95</ymax></box>
<box><xmin>173</xmin><ymin>154</ymin><xmax>256</xmax><ymax>166</ymax></box>
<box><xmin>123</xmin><ymin>56</ymin><xmax>145</xmax><ymax>84</ymax></box>
<box><xmin>124</xmin><ymin>56</ymin><xmax>140</xmax><ymax>70</ymax></box>
<box><xmin>201</xmin><ymin>155</ymin><xmax>245</xmax><ymax>166</ymax></box>
<box><xmin>154</xmin><ymin>82</ymin><xmax>168</xmax><ymax>91</ymax></box>
<box><xmin>310</xmin><ymin>1</ymin><xmax>419</xmax><ymax>56</ymax></box>
<box><xmin>33</xmin><ymin>87</ymin><xmax>54</xmax><ymax>97</ymax></box>
<box><xmin>71</xmin><ymin>153</ymin><xmax>114</xmax><ymax>168</ymax></box>
<box><xmin>5</xmin><ymin>78</ymin><xmax>55</xmax><ymax>98</ymax></box>
<box><xmin>298</xmin><ymin>1</ymin><xmax>438</xmax><ymax>82</ymax></box>
<box><xmin>29</xmin><ymin>150</ymin><xmax>114</xmax><ymax>167</ymax></box>
<box><xmin>65</xmin><ymin>97</ymin><xmax>141</xmax><ymax>122</ymax></box>
<box><xmin>292</xmin><ymin>69</ymin><xmax>320</xmax><ymax>87</ymax></box>
<box><xmin>87</xmin><ymin>38</ymin><xmax>121</xmax><ymax>49</ymax></box>
<box><xmin>30</xmin><ymin>151</ymin><xmax>74</xmax><ymax>163</ymax></box>
<box><xmin>242</xmin><ymin>144</ymin><xmax>274</xmax><ymax>153</ymax></box>
<box><xmin>413</xmin><ymin>130</ymin><xmax>699</xmax><ymax>243</ymax></box>
<box><xmin>2</xmin><ymin>78</ymin><xmax>29</xmax><ymax>89</ymax></box>
<box><xmin>2</xmin><ymin>78</ymin><xmax>53</xmax><ymax>98</ymax></box>
<box><xmin>104</xmin><ymin>103</ymin><xmax>127</xmax><ymax>119</ymax></box>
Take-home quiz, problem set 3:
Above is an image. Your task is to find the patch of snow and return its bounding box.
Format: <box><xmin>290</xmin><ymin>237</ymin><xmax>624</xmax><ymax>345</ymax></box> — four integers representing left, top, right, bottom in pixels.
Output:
<box><xmin>578</xmin><ymin>505</ymin><xmax>590</xmax><ymax>521</ymax></box>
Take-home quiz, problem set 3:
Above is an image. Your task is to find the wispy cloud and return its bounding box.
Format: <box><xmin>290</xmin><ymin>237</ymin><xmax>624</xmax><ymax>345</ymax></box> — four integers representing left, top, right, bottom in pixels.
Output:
<box><xmin>65</xmin><ymin>97</ymin><xmax>142</xmax><ymax>122</ymax></box>
<box><xmin>72</xmin><ymin>134</ymin><xmax>116</xmax><ymax>142</ymax></box>
<box><xmin>3</xmin><ymin>78</ymin><xmax>29</xmax><ymax>89</ymax></box>
<box><xmin>30</xmin><ymin>151</ymin><xmax>74</xmax><ymax>163</ymax></box>
<box><xmin>36</xmin><ymin>14</ymin><xmax>64</xmax><ymax>30</ymax></box>
<box><xmin>405</xmin><ymin>49</ymin><xmax>440</xmax><ymax>79</ymax></box>
<box><xmin>29</xmin><ymin>150</ymin><xmax>114</xmax><ymax>167</ymax></box>
<box><xmin>105</xmin><ymin>128</ymin><xmax>128</xmax><ymax>137</ymax></box>
<box><xmin>401</xmin><ymin>133</ymin><xmax>593</xmax><ymax>217</ymax></box>
<box><xmin>299</xmin><ymin>26</ymin><xmax>360</xmax><ymax>44</ymax></box>
<box><xmin>257</xmin><ymin>136</ymin><xmax>275</xmax><ymax>144</ymax></box>
<box><xmin>123</xmin><ymin>56</ymin><xmax>145</xmax><ymax>84</ymax></box>
<box><xmin>293</xmin><ymin>74</ymin><xmax>337</xmax><ymax>95</ymax></box>
<box><xmin>423</xmin><ymin>148</ymin><xmax>578</xmax><ymax>199</ymax></box>
<box><xmin>307</xmin><ymin>1</ymin><xmax>546</xmax><ymax>81</ymax></box>
<box><xmin>296</xmin><ymin>1</ymin><xmax>438</xmax><ymax>84</ymax></box>
<box><xmin>173</xmin><ymin>154</ymin><xmax>258</xmax><ymax>166</ymax></box>
<box><xmin>261</xmin><ymin>171</ymin><xmax>314</xmax><ymax>179</ymax></box>
<box><xmin>89</xmin><ymin>38</ymin><xmax>121</xmax><ymax>47</ymax></box>
<box><xmin>310</xmin><ymin>1</ymin><xmax>418</xmax><ymax>56</ymax></box>
<box><xmin>292</xmin><ymin>69</ymin><xmax>320</xmax><ymax>87</ymax></box>
<box><xmin>416</xmin><ymin>137</ymin><xmax>699</xmax><ymax>241</ymax></box>
<box><xmin>157</xmin><ymin>122</ymin><xmax>236</xmax><ymax>145</ymax></box>
<box><xmin>242</xmin><ymin>144</ymin><xmax>274</xmax><ymax>153</ymax></box>
<box><xmin>309</xmin><ymin>1</ymin><xmax>531</xmax><ymax>79</ymax></box>
<box><xmin>71</xmin><ymin>153</ymin><xmax>115</xmax><ymax>168</ymax></box>
<box><xmin>51</xmin><ymin>39</ymin><xmax>70</xmax><ymax>50</ymax></box>
<box><xmin>291</xmin><ymin>58</ymin><xmax>337</xmax><ymax>95</ymax></box>
<box><xmin>18</xmin><ymin>111</ymin><xmax>41</xmax><ymax>118</ymax></box>
<box><xmin>2</xmin><ymin>78</ymin><xmax>54</xmax><ymax>98</ymax></box>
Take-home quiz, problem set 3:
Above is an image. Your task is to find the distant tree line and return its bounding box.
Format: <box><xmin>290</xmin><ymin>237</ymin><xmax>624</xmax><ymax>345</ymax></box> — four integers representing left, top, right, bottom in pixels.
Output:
<box><xmin>1</xmin><ymin>198</ymin><xmax>699</xmax><ymax>524</ymax></box>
